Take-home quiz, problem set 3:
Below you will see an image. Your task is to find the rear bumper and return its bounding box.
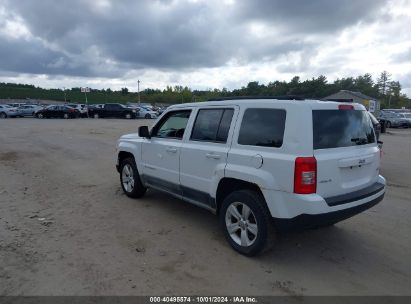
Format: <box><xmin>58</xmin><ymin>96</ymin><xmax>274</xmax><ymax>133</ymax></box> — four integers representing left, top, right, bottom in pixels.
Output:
<box><xmin>262</xmin><ymin>175</ymin><xmax>386</xmax><ymax>227</ymax></box>
<box><xmin>273</xmin><ymin>191</ymin><xmax>384</xmax><ymax>232</ymax></box>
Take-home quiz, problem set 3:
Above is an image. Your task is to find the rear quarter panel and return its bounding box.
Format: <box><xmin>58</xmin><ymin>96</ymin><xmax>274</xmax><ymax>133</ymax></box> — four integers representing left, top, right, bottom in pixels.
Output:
<box><xmin>225</xmin><ymin>103</ymin><xmax>313</xmax><ymax>193</ymax></box>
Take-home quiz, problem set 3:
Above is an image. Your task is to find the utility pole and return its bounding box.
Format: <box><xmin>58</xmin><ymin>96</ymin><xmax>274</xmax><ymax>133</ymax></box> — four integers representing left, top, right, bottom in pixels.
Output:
<box><xmin>81</xmin><ymin>87</ymin><xmax>90</xmax><ymax>118</ymax></box>
<box><xmin>63</xmin><ymin>87</ymin><xmax>67</xmax><ymax>103</ymax></box>
<box><xmin>138</xmin><ymin>80</ymin><xmax>141</xmax><ymax>105</ymax></box>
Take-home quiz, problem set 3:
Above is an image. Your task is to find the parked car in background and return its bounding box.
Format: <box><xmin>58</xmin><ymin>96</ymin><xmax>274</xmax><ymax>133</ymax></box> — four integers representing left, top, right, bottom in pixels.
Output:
<box><xmin>16</xmin><ymin>104</ymin><xmax>43</xmax><ymax>117</ymax></box>
<box><xmin>88</xmin><ymin>103</ymin><xmax>137</xmax><ymax>119</ymax></box>
<box><xmin>157</xmin><ymin>106</ymin><xmax>169</xmax><ymax>115</ymax></box>
<box><xmin>378</xmin><ymin>111</ymin><xmax>409</xmax><ymax>128</ymax></box>
<box><xmin>131</xmin><ymin>106</ymin><xmax>158</xmax><ymax>119</ymax></box>
<box><xmin>7</xmin><ymin>103</ymin><xmax>26</xmax><ymax>108</ymax></box>
<box><xmin>89</xmin><ymin>104</ymin><xmax>104</xmax><ymax>109</ymax></box>
<box><xmin>0</xmin><ymin>105</ymin><xmax>20</xmax><ymax>118</ymax></box>
<box><xmin>66</xmin><ymin>104</ymin><xmax>88</xmax><ymax>117</ymax></box>
<box><xmin>398</xmin><ymin>112</ymin><xmax>411</xmax><ymax>126</ymax></box>
<box><xmin>35</xmin><ymin>105</ymin><xmax>80</xmax><ymax>119</ymax></box>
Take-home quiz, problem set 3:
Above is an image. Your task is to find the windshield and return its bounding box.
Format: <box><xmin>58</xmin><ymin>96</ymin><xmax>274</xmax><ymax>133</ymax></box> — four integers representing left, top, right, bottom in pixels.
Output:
<box><xmin>313</xmin><ymin>110</ymin><xmax>376</xmax><ymax>149</ymax></box>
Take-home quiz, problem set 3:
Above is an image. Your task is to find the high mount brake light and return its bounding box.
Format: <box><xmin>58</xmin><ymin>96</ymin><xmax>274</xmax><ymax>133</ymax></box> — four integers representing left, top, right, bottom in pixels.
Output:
<box><xmin>338</xmin><ymin>104</ymin><xmax>354</xmax><ymax>110</ymax></box>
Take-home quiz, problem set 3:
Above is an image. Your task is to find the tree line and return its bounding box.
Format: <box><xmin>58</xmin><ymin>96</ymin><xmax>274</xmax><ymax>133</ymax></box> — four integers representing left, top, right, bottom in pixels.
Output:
<box><xmin>0</xmin><ymin>71</ymin><xmax>409</xmax><ymax>108</ymax></box>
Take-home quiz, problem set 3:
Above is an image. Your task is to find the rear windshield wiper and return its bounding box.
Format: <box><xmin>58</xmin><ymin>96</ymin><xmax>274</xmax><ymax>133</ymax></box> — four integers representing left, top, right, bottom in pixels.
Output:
<box><xmin>351</xmin><ymin>137</ymin><xmax>368</xmax><ymax>145</ymax></box>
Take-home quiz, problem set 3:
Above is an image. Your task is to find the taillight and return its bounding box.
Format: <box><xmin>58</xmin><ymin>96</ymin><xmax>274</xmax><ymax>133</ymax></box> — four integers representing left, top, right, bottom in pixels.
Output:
<box><xmin>338</xmin><ymin>104</ymin><xmax>354</xmax><ymax>110</ymax></box>
<box><xmin>294</xmin><ymin>157</ymin><xmax>317</xmax><ymax>194</ymax></box>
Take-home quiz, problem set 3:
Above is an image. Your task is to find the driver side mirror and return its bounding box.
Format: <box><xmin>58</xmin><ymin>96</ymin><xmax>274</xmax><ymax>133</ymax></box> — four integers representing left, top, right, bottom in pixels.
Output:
<box><xmin>139</xmin><ymin>126</ymin><xmax>151</xmax><ymax>138</ymax></box>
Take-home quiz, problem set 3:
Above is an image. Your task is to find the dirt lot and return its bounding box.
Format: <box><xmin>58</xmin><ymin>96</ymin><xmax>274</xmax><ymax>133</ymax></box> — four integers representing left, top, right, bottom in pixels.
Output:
<box><xmin>0</xmin><ymin>118</ymin><xmax>410</xmax><ymax>296</ymax></box>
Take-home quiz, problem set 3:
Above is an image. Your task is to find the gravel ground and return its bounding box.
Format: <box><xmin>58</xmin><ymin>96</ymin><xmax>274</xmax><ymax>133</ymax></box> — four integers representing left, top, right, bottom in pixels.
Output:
<box><xmin>0</xmin><ymin>118</ymin><xmax>410</xmax><ymax>296</ymax></box>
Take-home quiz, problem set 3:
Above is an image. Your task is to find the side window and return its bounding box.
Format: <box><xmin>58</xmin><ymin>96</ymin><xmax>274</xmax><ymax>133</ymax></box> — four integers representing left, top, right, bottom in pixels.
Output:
<box><xmin>190</xmin><ymin>108</ymin><xmax>234</xmax><ymax>143</ymax></box>
<box><xmin>152</xmin><ymin>110</ymin><xmax>191</xmax><ymax>139</ymax></box>
<box><xmin>238</xmin><ymin>108</ymin><xmax>286</xmax><ymax>148</ymax></box>
<box><xmin>106</xmin><ymin>104</ymin><xmax>116</xmax><ymax>110</ymax></box>
<box><xmin>216</xmin><ymin>109</ymin><xmax>234</xmax><ymax>142</ymax></box>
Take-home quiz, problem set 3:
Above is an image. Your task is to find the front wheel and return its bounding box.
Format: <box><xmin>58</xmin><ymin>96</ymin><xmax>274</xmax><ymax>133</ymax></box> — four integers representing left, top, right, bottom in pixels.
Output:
<box><xmin>125</xmin><ymin>113</ymin><xmax>132</xmax><ymax>119</ymax></box>
<box><xmin>63</xmin><ymin>113</ymin><xmax>69</xmax><ymax>119</ymax></box>
<box><xmin>145</xmin><ymin>113</ymin><xmax>151</xmax><ymax>119</ymax></box>
<box><xmin>220</xmin><ymin>190</ymin><xmax>275</xmax><ymax>256</ymax></box>
<box><xmin>0</xmin><ymin>112</ymin><xmax>7</xmax><ymax>119</ymax></box>
<box><xmin>386</xmin><ymin>121</ymin><xmax>391</xmax><ymax>128</ymax></box>
<box><xmin>37</xmin><ymin>113</ymin><xmax>44</xmax><ymax>119</ymax></box>
<box><xmin>93</xmin><ymin>113</ymin><xmax>99</xmax><ymax>119</ymax></box>
<box><xmin>120</xmin><ymin>158</ymin><xmax>147</xmax><ymax>198</ymax></box>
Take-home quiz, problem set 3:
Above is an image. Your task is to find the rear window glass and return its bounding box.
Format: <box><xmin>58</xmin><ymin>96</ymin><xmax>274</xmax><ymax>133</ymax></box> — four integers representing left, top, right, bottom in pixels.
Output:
<box><xmin>313</xmin><ymin>110</ymin><xmax>376</xmax><ymax>149</ymax></box>
<box><xmin>238</xmin><ymin>109</ymin><xmax>286</xmax><ymax>148</ymax></box>
<box><xmin>190</xmin><ymin>109</ymin><xmax>234</xmax><ymax>143</ymax></box>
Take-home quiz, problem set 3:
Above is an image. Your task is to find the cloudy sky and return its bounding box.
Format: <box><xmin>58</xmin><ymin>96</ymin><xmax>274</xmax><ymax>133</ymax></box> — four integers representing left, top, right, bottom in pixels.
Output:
<box><xmin>1</xmin><ymin>0</ymin><xmax>411</xmax><ymax>95</ymax></box>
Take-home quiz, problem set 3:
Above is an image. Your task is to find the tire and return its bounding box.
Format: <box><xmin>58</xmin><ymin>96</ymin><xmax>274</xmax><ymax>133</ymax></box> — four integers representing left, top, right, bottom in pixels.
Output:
<box><xmin>220</xmin><ymin>189</ymin><xmax>275</xmax><ymax>256</ymax></box>
<box><xmin>386</xmin><ymin>121</ymin><xmax>391</xmax><ymax>128</ymax></box>
<box><xmin>37</xmin><ymin>113</ymin><xmax>44</xmax><ymax>119</ymax></box>
<box><xmin>120</xmin><ymin>157</ymin><xmax>147</xmax><ymax>198</ymax></box>
<box><xmin>0</xmin><ymin>112</ymin><xmax>7</xmax><ymax>119</ymax></box>
<box><xmin>145</xmin><ymin>114</ymin><xmax>151</xmax><ymax>119</ymax></box>
<box><xmin>125</xmin><ymin>113</ymin><xmax>132</xmax><ymax>119</ymax></box>
<box><xmin>93</xmin><ymin>113</ymin><xmax>99</xmax><ymax>119</ymax></box>
<box><xmin>63</xmin><ymin>113</ymin><xmax>69</xmax><ymax>119</ymax></box>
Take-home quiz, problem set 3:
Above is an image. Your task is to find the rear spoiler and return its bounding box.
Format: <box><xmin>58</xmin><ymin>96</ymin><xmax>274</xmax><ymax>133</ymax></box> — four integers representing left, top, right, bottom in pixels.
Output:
<box><xmin>323</xmin><ymin>98</ymin><xmax>354</xmax><ymax>103</ymax></box>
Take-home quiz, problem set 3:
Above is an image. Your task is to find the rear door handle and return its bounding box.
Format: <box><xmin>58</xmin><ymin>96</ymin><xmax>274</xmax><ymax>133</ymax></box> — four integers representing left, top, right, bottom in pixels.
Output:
<box><xmin>166</xmin><ymin>147</ymin><xmax>177</xmax><ymax>153</ymax></box>
<box><xmin>206</xmin><ymin>153</ymin><xmax>221</xmax><ymax>159</ymax></box>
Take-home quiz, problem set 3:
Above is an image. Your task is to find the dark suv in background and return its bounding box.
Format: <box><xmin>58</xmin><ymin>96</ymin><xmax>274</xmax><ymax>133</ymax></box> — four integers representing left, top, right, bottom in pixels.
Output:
<box><xmin>88</xmin><ymin>103</ymin><xmax>138</xmax><ymax>119</ymax></box>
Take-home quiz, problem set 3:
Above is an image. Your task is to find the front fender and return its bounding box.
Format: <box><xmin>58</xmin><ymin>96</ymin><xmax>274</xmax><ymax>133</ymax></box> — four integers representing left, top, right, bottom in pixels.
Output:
<box><xmin>117</xmin><ymin>139</ymin><xmax>142</xmax><ymax>173</ymax></box>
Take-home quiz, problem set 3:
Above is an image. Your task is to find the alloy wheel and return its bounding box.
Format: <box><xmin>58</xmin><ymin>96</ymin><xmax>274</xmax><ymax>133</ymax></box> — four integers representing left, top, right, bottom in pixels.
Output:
<box><xmin>122</xmin><ymin>164</ymin><xmax>135</xmax><ymax>193</ymax></box>
<box><xmin>225</xmin><ymin>202</ymin><xmax>258</xmax><ymax>247</ymax></box>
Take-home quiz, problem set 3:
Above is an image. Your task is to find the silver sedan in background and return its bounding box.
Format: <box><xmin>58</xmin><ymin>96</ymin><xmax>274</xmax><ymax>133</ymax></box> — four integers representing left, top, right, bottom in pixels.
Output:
<box><xmin>0</xmin><ymin>105</ymin><xmax>20</xmax><ymax>118</ymax></box>
<box><xmin>16</xmin><ymin>104</ymin><xmax>44</xmax><ymax>117</ymax></box>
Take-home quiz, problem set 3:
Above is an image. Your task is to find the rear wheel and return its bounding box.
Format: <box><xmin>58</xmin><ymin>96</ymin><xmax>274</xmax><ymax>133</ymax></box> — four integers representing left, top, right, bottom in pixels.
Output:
<box><xmin>220</xmin><ymin>190</ymin><xmax>275</xmax><ymax>256</ymax></box>
<box><xmin>63</xmin><ymin>113</ymin><xmax>69</xmax><ymax>119</ymax></box>
<box><xmin>93</xmin><ymin>113</ymin><xmax>99</xmax><ymax>119</ymax></box>
<box><xmin>145</xmin><ymin>113</ymin><xmax>151</xmax><ymax>119</ymax></box>
<box><xmin>0</xmin><ymin>112</ymin><xmax>7</xmax><ymax>119</ymax></box>
<box><xmin>37</xmin><ymin>113</ymin><xmax>44</xmax><ymax>119</ymax></box>
<box><xmin>120</xmin><ymin>158</ymin><xmax>147</xmax><ymax>198</ymax></box>
<box><xmin>386</xmin><ymin>121</ymin><xmax>391</xmax><ymax>128</ymax></box>
<box><xmin>125</xmin><ymin>113</ymin><xmax>132</xmax><ymax>119</ymax></box>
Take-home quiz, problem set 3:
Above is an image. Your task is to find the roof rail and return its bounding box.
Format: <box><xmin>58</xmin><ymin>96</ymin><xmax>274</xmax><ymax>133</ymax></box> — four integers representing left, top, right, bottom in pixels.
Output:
<box><xmin>207</xmin><ymin>95</ymin><xmax>305</xmax><ymax>101</ymax></box>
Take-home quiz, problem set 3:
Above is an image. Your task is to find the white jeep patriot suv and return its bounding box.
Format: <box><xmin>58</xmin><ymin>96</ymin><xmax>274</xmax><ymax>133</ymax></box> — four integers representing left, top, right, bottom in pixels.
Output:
<box><xmin>116</xmin><ymin>97</ymin><xmax>386</xmax><ymax>256</ymax></box>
